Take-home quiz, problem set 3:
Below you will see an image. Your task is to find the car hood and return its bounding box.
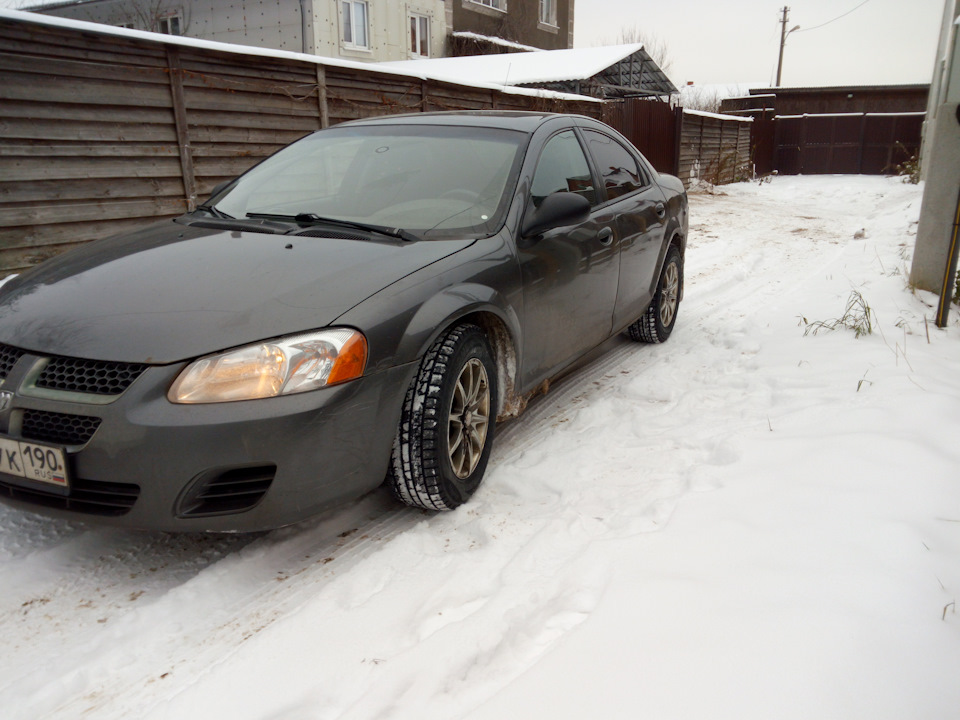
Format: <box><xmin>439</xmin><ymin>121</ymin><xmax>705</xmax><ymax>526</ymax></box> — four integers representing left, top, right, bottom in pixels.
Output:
<box><xmin>0</xmin><ymin>222</ymin><xmax>474</xmax><ymax>364</ymax></box>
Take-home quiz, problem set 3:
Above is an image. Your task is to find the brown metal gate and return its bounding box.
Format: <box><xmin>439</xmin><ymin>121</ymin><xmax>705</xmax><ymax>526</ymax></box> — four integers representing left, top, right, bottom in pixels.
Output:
<box><xmin>768</xmin><ymin>112</ymin><xmax>923</xmax><ymax>175</ymax></box>
<box><xmin>606</xmin><ymin>99</ymin><xmax>682</xmax><ymax>176</ymax></box>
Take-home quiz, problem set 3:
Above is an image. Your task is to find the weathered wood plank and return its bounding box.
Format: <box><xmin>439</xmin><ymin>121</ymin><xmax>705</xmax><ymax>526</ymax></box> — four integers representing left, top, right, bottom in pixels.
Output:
<box><xmin>2</xmin><ymin>100</ymin><xmax>174</xmax><ymax>125</ymax></box>
<box><xmin>0</xmin><ymin>51</ymin><xmax>171</xmax><ymax>85</ymax></box>
<box><xmin>188</xmin><ymin>125</ymin><xmax>310</xmax><ymax>144</ymax></box>
<box><xmin>0</xmin><ymin>156</ymin><xmax>183</xmax><ymax>182</ymax></box>
<box><xmin>187</xmin><ymin>110</ymin><xmax>319</xmax><ymax>132</ymax></box>
<box><xmin>0</xmin><ymin>197</ymin><xmax>188</xmax><ymax>228</ymax></box>
<box><xmin>0</xmin><ymin>72</ymin><xmax>173</xmax><ymax>107</ymax></box>
<box><xmin>191</xmin><ymin>142</ymin><xmax>286</xmax><ymax>158</ymax></box>
<box><xmin>0</xmin><ymin>119</ymin><xmax>177</xmax><ymax>143</ymax></box>
<box><xmin>0</xmin><ymin>216</ymin><xmax>174</xmax><ymax>253</ymax></box>
<box><xmin>0</xmin><ymin>144</ymin><xmax>180</xmax><ymax>158</ymax></box>
<box><xmin>166</xmin><ymin>46</ymin><xmax>197</xmax><ymax>212</ymax></box>
<box><xmin>193</xmin><ymin>156</ymin><xmax>264</xmax><ymax>178</ymax></box>
<box><xmin>0</xmin><ymin>177</ymin><xmax>184</xmax><ymax>204</ymax></box>
<box><xmin>182</xmin><ymin>86</ymin><xmax>321</xmax><ymax>117</ymax></box>
<box><xmin>0</xmin><ymin>22</ymin><xmax>168</xmax><ymax>67</ymax></box>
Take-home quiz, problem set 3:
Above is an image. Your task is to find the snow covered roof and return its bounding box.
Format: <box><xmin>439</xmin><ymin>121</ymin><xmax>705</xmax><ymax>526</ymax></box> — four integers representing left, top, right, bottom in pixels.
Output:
<box><xmin>0</xmin><ymin>9</ymin><xmax>600</xmax><ymax>103</ymax></box>
<box><xmin>380</xmin><ymin>44</ymin><xmax>678</xmax><ymax>98</ymax></box>
<box><xmin>684</xmin><ymin>108</ymin><xmax>753</xmax><ymax>122</ymax></box>
<box><xmin>450</xmin><ymin>31</ymin><xmax>541</xmax><ymax>54</ymax></box>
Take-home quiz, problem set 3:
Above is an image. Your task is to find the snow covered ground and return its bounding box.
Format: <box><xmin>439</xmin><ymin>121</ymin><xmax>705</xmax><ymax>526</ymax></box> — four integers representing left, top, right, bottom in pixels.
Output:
<box><xmin>2</xmin><ymin>176</ymin><xmax>958</xmax><ymax>719</ymax></box>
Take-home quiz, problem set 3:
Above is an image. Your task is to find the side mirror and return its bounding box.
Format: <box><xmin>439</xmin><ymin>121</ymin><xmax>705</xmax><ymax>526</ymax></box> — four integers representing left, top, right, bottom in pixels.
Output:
<box><xmin>521</xmin><ymin>192</ymin><xmax>591</xmax><ymax>239</ymax></box>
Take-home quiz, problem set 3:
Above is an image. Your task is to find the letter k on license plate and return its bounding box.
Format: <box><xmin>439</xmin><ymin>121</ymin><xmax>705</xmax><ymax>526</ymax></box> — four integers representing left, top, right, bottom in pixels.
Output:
<box><xmin>0</xmin><ymin>436</ymin><xmax>69</xmax><ymax>489</ymax></box>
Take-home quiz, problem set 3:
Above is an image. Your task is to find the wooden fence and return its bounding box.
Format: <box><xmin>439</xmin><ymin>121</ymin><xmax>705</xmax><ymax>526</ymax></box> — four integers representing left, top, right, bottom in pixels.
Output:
<box><xmin>606</xmin><ymin>100</ymin><xmax>753</xmax><ymax>188</ymax></box>
<box><xmin>678</xmin><ymin>110</ymin><xmax>752</xmax><ymax>185</ymax></box>
<box><xmin>0</xmin><ymin>15</ymin><xmax>600</xmax><ymax>277</ymax></box>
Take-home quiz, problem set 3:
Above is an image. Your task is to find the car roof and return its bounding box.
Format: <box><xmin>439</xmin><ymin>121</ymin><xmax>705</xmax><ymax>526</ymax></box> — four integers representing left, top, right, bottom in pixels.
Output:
<box><xmin>340</xmin><ymin>110</ymin><xmax>571</xmax><ymax>133</ymax></box>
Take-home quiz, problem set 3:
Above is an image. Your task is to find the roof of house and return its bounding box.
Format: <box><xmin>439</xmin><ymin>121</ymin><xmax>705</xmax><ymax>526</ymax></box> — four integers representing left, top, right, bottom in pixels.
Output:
<box><xmin>380</xmin><ymin>44</ymin><xmax>678</xmax><ymax>97</ymax></box>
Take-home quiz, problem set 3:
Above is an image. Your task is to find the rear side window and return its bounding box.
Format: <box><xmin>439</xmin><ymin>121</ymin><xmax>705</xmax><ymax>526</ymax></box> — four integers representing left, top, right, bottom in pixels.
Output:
<box><xmin>530</xmin><ymin>130</ymin><xmax>597</xmax><ymax>207</ymax></box>
<box><xmin>584</xmin><ymin>130</ymin><xmax>646</xmax><ymax>200</ymax></box>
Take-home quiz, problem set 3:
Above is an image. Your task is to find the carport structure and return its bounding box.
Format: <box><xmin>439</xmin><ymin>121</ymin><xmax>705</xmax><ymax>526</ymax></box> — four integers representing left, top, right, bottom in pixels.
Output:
<box><xmin>381</xmin><ymin>43</ymin><xmax>677</xmax><ymax>99</ymax></box>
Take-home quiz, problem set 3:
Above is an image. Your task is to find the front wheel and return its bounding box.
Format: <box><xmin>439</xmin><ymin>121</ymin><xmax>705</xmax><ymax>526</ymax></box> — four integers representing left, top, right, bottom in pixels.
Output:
<box><xmin>389</xmin><ymin>324</ymin><xmax>498</xmax><ymax>511</ymax></box>
<box><xmin>628</xmin><ymin>245</ymin><xmax>682</xmax><ymax>343</ymax></box>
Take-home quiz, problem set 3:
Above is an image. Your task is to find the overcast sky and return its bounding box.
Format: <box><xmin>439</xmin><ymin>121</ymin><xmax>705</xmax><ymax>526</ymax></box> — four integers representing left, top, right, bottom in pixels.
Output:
<box><xmin>575</xmin><ymin>0</ymin><xmax>947</xmax><ymax>87</ymax></box>
<box><xmin>0</xmin><ymin>0</ymin><xmax>949</xmax><ymax>88</ymax></box>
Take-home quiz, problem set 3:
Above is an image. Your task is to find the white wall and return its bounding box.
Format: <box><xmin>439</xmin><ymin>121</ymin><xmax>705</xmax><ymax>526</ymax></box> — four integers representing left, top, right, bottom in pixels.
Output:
<box><xmin>313</xmin><ymin>0</ymin><xmax>447</xmax><ymax>63</ymax></box>
<box><xmin>37</xmin><ymin>0</ymin><xmax>448</xmax><ymax>62</ymax></box>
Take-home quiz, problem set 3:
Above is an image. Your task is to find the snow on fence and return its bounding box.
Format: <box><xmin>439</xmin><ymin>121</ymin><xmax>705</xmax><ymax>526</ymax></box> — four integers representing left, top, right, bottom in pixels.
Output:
<box><xmin>678</xmin><ymin>109</ymin><xmax>753</xmax><ymax>186</ymax></box>
<box><xmin>0</xmin><ymin>13</ymin><xmax>600</xmax><ymax>277</ymax></box>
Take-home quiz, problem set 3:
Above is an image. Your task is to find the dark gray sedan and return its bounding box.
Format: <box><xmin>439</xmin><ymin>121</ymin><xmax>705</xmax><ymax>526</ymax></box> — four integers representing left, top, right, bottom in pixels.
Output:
<box><xmin>0</xmin><ymin>111</ymin><xmax>687</xmax><ymax>531</ymax></box>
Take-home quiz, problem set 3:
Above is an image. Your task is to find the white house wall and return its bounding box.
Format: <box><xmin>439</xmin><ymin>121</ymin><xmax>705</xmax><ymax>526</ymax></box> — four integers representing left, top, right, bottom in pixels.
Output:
<box><xmin>36</xmin><ymin>0</ymin><xmax>447</xmax><ymax>61</ymax></box>
<box><xmin>312</xmin><ymin>0</ymin><xmax>447</xmax><ymax>62</ymax></box>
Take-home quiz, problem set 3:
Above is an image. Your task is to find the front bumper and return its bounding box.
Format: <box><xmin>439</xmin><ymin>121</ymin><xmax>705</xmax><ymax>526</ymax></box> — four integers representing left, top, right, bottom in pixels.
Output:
<box><xmin>0</xmin><ymin>351</ymin><xmax>415</xmax><ymax>532</ymax></box>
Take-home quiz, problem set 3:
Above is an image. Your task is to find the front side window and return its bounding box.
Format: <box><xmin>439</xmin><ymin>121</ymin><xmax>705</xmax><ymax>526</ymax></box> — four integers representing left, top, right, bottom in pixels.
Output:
<box><xmin>531</xmin><ymin>131</ymin><xmax>597</xmax><ymax>208</ymax></box>
<box><xmin>539</xmin><ymin>0</ymin><xmax>556</xmax><ymax>25</ymax></box>
<box><xmin>342</xmin><ymin>0</ymin><xmax>369</xmax><ymax>49</ymax></box>
<box><xmin>584</xmin><ymin>130</ymin><xmax>646</xmax><ymax>200</ymax></box>
<box><xmin>157</xmin><ymin>13</ymin><xmax>181</xmax><ymax>35</ymax></box>
<box><xmin>409</xmin><ymin>14</ymin><xmax>430</xmax><ymax>57</ymax></box>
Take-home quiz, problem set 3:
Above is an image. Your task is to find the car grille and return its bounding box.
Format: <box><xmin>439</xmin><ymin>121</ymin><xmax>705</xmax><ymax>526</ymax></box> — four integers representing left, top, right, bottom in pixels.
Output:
<box><xmin>0</xmin><ymin>477</ymin><xmax>139</xmax><ymax>516</ymax></box>
<box><xmin>36</xmin><ymin>356</ymin><xmax>147</xmax><ymax>396</ymax></box>
<box><xmin>21</xmin><ymin>409</ymin><xmax>102</xmax><ymax>446</ymax></box>
<box><xmin>0</xmin><ymin>343</ymin><xmax>24</xmax><ymax>381</ymax></box>
<box><xmin>177</xmin><ymin>465</ymin><xmax>275</xmax><ymax>517</ymax></box>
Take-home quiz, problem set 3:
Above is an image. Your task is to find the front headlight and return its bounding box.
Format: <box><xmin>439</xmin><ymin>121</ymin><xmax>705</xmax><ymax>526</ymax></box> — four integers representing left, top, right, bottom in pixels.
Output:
<box><xmin>168</xmin><ymin>328</ymin><xmax>367</xmax><ymax>404</ymax></box>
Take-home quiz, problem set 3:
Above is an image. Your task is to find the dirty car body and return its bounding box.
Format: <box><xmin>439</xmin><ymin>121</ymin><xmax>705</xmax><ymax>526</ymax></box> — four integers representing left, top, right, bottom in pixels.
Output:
<box><xmin>0</xmin><ymin>111</ymin><xmax>688</xmax><ymax>532</ymax></box>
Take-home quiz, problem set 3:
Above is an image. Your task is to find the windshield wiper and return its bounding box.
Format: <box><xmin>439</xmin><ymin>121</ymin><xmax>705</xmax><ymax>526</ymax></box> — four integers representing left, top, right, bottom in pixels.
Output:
<box><xmin>245</xmin><ymin>212</ymin><xmax>419</xmax><ymax>242</ymax></box>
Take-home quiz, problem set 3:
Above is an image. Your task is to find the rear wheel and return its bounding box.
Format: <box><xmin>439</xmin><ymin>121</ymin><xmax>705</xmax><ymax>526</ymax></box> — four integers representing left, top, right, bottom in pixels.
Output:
<box><xmin>628</xmin><ymin>245</ymin><xmax>682</xmax><ymax>343</ymax></box>
<box><xmin>389</xmin><ymin>324</ymin><xmax>497</xmax><ymax>511</ymax></box>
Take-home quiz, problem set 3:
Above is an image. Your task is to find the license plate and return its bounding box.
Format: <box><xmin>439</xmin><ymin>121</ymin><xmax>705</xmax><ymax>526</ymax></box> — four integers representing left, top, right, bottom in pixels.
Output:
<box><xmin>0</xmin><ymin>436</ymin><xmax>69</xmax><ymax>489</ymax></box>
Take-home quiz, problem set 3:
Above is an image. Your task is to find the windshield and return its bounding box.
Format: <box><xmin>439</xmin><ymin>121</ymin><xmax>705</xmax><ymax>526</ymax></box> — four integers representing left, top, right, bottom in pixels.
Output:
<box><xmin>210</xmin><ymin>124</ymin><xmax>527</xmax><ymax>238</ymax></box>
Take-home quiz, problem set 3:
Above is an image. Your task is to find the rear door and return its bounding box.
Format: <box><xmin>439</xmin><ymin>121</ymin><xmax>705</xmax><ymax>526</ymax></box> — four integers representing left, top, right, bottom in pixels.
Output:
<box><xmin>516</xmin><ymin>129</ymin><xmax>620</xmax><ymax>385</ymax></box>
<box><xmin>581</xmin><ymin>129</ymin><xmax>668</xmax><ymax>331</ymax></box>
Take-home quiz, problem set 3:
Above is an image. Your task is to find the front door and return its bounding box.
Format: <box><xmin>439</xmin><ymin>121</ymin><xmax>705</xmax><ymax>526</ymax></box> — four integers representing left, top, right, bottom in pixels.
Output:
<box><xmin>516</xmin><ymin>130</ymin><xmax>620</xmax><ymax>387</ymax></box>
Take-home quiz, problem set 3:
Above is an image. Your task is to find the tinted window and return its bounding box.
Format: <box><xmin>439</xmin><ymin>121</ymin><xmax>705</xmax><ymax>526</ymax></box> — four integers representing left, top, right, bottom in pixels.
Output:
<box><xmin>584</xmin><ymin>130</ymin><xmax>646</xmax><ymax>200</ymax></box>
<box><xmin>531</xmin><ymin>130</ymin><xmax>596</xmax><ymax>207</ymax></box>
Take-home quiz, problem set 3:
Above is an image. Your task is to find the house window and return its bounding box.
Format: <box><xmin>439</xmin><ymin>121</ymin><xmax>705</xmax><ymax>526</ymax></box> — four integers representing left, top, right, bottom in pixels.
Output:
<box><xmin>157</xmin><ymin>12</ymin><xmax>182</xmax><ymax>35</ymax></box>
<box><xmin>471</xmin><ymin>0</ymin><xmax>506</xmax><ymax>10</ymax></box>
<box><xmin>409</xmin><ymin>14</ymin><xmax>430</xmax><ymax>57</ymax></box>
<box><xmin>342</xmin><ymin>0</ymin><xmax>369</xmax><ymax>49</ymax></box>
<box><xmin>539</xmin><ymin>0</ymin><xmax>556</xmax><ymax>26</ymax></box>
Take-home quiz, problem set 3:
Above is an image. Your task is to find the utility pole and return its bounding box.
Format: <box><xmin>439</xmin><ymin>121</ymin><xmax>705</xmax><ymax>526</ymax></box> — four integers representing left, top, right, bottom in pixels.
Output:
<box><xmin>776</xmin><ymin>6</ymin><xmax>799</xmax><ymax>86</ymax></box>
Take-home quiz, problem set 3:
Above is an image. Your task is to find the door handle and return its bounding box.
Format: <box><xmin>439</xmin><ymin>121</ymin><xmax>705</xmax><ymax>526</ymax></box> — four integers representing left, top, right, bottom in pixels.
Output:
<box><xmin>597</xmin><ymin>227</ymin><xmax>614</xmax><ymax>245</ymax></box>
<box><xmin>655</xmin><ymin>203</ymin><xmax>666</xmax><ymax>219</ymax></box>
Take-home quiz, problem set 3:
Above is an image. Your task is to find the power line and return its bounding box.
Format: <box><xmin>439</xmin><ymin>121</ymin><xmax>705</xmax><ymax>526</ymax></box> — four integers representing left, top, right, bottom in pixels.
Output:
<box><xmin>795</xmin><ymin>0</ymin><xmax>873</xmax><ymax>33</ymax></box>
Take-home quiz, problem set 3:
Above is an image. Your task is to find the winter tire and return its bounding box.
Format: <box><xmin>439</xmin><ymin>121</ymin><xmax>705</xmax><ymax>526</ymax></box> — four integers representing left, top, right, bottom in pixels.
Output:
<box><xmin>389</xmin><ymin>324</ymin><xmax>498</xmax><ymax>511</ymax></box>
<box><xmin>628</xmin><ymin>245</ymin><xmax>682</xmax><ymax>343</ymax></box>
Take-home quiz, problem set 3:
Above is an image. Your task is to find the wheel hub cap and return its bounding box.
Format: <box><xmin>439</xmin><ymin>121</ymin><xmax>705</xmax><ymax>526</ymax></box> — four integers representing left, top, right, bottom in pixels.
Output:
<box><xmin>448</xmin><ymin>358</ymin><xmax>490</xmax><ymax>479</ymax></box>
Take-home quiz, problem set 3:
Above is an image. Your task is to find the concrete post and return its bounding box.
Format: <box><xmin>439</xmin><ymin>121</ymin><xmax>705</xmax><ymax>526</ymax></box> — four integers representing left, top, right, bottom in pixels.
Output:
<box><xmin>911</xmin><ymin>6</ymin><xmax>960</xmax><ymax>299</ymax></box>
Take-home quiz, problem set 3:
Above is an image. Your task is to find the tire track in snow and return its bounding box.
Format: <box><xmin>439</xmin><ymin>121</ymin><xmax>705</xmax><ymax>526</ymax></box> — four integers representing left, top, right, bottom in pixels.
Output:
<box><xmin>1</xmin><ymin>181</ymin><xmax>887</xmax><ymax>719</ymax></box>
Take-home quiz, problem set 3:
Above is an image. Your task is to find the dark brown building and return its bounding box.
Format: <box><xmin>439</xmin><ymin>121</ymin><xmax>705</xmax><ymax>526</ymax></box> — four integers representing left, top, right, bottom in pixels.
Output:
<box><xmin>721</xmin><ymin>84</ymin><xmax>929</xmax><ymax>118</ymax></box>
<box><xmin>448</xmin><ymin>0</ymin><xmax>574</xmax><ymax>55</ymax></box>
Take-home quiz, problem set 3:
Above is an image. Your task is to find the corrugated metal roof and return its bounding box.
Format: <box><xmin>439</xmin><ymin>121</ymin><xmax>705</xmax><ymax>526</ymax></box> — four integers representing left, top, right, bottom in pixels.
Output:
<box><xmin>380</xmin><ymin>44</ymin><xmax>678</xmax><ymax>97</ymax></box>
